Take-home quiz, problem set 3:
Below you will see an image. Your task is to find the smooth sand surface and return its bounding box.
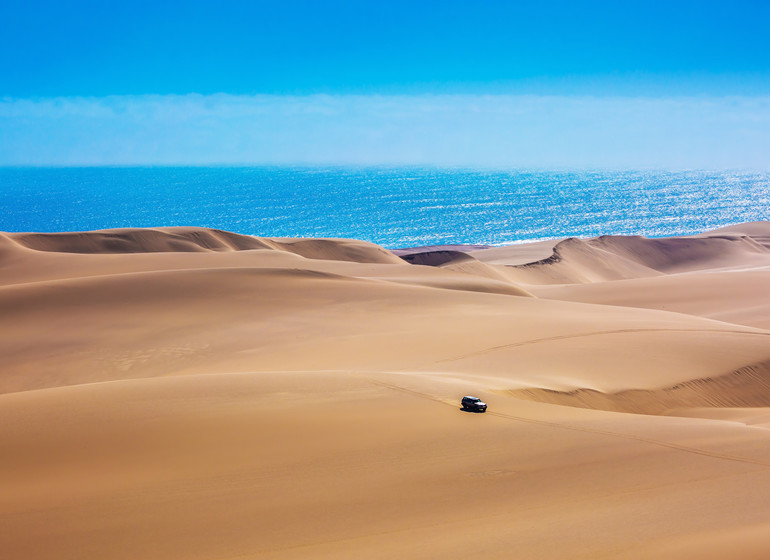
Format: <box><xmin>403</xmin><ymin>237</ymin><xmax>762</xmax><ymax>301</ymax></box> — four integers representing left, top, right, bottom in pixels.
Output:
<box><xmin>2</xmin><ymin>223</ymin><xmax>770</xmax><ymax>559</ymax></box>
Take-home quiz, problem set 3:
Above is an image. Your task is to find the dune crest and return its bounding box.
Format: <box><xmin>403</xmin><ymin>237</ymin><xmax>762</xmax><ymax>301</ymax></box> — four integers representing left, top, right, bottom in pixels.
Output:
<box><xmin>700</xmin><ymin>220</ymin><xmax>770</xmax><ymax>246</ymax></box>
<box><xmin>589</xmin><ymin>233</ymin><xmax>770</xmax><ymax>273</ymax></box>
<box><xmin>270</xmin><ymin>237</ymin><xmax>404</xmax><ymax>264</ymax></box>
<box><xmin>398</xmin><ymin>250</ymin><xmax>534</xmax><ymax>296</ymax></box>
<box><xmin>5</xmin><ymin>227</ymin><xmax>407</xmax><ymax>266</ymax></box>
<box><xmin>508</xmin><ymin>358</ymin><xmax>770</xmax><ymax>415</ymax></box>
<box><xmin>398</xmin><ymin>224</ymin><xmax>770</xmax><ymax>288</ymax></box>
<box><xmin>503</xmin><ymin>232</ymin><xmax>770</xmax><ymax>285</ymax></box>
<box><xmin>8</xmin><ymin>227</ymin><xmax>275</xmax><ymax>254</ymax></box>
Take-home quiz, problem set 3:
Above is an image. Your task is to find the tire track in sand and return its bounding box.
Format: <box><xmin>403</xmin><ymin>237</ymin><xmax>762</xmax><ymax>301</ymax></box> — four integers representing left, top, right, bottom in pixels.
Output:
<box><xmin>365</xmin><ymin>375</ymin><xmax>770</xmax><ymax>469</ymax></box>
<box><xmin>425</xmin><ymin>327</ymin><xmax>770</xmax><ymax>367</ymax></box>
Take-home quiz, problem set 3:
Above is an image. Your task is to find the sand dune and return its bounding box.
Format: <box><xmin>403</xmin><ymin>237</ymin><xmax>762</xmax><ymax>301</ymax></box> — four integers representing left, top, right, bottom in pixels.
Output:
<box><xmin>533</xmin><ymin>268</ymin><xmax>770</xmax><ymax>329</ymax></box>
<box><xmin>510</xmin><ymin>359</ymin><xmax>770</xmax><ymax>414</ymax></box>
<box><xmin>699</xmin><ymin>220</ymin><xmax>770</xmax><ymax>247</ymax></box>
<box><xmin>481</xmin><ymin>231</ymin><xmax>769</xmax><ymax>285</ymax></box>
<box><xmin>271</xmin><ymin>237</ymin><xmax>405</xmax><ymax>264</ymax></box>
<box><xmin>6</xmin><ymin>227</ymin><xmax>275</xmax><ymax>253</ymax></box>
<box><xmin>2</xmin><ymin>223</ymin><xmax>770</xmax><ymax>559</ymax></box>
<box><xmin>397</xmin><ymin>249</ymin><xmax>534</xmax><ymax>296</ymax></box>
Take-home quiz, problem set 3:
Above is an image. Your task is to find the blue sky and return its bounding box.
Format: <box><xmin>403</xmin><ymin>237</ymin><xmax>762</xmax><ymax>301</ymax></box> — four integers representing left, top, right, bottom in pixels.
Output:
<box><xmin>2</xmin><ymin>1</ymin><xmax>770</xmax><ymax>167</ymax></box>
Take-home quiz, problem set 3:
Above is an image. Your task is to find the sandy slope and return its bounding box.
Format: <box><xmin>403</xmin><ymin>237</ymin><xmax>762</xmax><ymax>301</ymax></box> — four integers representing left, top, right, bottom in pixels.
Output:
<box><xmin>2</xmin><ymin>223</ymin><xmax>770</xmax><ymax>559</ymax></box>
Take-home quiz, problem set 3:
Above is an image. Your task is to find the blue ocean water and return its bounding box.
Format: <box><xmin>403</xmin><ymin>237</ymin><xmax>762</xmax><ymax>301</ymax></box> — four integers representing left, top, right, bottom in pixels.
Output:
<box><xmin>0</xmin><ymin>167</ymin><xmax>768</xmax><ymax>248</ymax></box>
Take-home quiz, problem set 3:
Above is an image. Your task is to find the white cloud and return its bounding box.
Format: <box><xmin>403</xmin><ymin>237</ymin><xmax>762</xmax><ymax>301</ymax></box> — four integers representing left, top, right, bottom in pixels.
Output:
<box><xmin>1</xmin><ymin>94</ymin><xmax>770</xmax><ymax>168</ymax></box>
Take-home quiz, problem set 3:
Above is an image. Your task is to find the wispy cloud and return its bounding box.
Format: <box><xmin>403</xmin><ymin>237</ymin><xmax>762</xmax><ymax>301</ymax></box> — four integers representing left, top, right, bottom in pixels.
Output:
<box><xmin>2</xmin><ymin>94</ymin><xmax>770</xmax><ymax>168</ymax></box>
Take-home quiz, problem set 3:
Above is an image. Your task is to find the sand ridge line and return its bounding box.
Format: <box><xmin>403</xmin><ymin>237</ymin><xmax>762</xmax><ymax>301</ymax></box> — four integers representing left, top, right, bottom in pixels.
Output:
<box><xmin>424</xmin><ymin>327</ymin><xmax>770</xmax><ymax>367</ymax></box>
<box><xmin>363</xmin><ymin>375</ymin><xmax>770</xmax><ymax>469</ymax></box>
<box><xmin>0</xmin><ymin>264</ymin><xmax>359</xmax><ymax>290</ymax></box>
<box><xmin>511</xmin><ymin>360</ymin><xmax>770</xmax><ymax>415</ymax></box>
<box><xmin>0</xmin><ymin>369</ymin><xmax>383</xmax><ymax>398</ymax></box>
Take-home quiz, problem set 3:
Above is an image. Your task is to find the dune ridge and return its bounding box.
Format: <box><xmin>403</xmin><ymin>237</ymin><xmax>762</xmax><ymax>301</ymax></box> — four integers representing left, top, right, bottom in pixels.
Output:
<box><xmin>508</xmin><ymin>358</ymin><xmax>770</xmax><ymax>415</ymax></box>
<box><xmin>400</xmin><ymin>228</ymin><xmax>770</xmax><ymax>287</ymax></box>
<box><xmin>3</xmin><ymin>226</ymin><xmax>403</xmax><ymax>263</ymax></box>
<box><xmin>503</xmin><ymin>232</ymin><xmax>769</xmax><ymax>284</ymax></box>
<box><xmin>5</xmin><ymin>227</ymin><xmax>275</xmax><ymax>253</ymax></box>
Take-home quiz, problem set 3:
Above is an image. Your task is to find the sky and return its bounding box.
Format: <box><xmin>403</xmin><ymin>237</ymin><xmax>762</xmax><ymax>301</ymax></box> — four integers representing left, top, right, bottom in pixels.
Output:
<box><xmin>2</xmin><ymin>0</ymin><xmax>770</xmax><ymax>168</ymax></box>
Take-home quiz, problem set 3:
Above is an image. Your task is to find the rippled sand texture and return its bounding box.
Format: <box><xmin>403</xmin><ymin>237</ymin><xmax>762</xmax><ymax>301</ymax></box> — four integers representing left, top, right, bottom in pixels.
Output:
<box><xmin>2</xmin><ymin>223</ymin><xmax>770</xmax><ymax>559</ymax></box>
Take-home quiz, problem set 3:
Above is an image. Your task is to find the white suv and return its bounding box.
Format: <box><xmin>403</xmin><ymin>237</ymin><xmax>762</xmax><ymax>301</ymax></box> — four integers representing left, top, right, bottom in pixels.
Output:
<box><xmin>461</xmin><ymin>396</ymin><xmax>487</xmax><ymax>413</ymax></box>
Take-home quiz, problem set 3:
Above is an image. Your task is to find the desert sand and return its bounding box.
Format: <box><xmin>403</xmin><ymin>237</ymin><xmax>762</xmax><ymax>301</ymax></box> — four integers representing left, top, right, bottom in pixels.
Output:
<box><xmin>1</xmin><ymin>223</ymin><xmax>770</xmax><ymax>559</ymax></box>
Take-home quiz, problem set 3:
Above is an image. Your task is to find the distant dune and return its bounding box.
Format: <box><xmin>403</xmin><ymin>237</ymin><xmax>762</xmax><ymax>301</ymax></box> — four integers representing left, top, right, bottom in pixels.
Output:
<box><xmin>2</xmin><ymin>223</ymin><xmax>770</xmax><ymax>559</ymax></box>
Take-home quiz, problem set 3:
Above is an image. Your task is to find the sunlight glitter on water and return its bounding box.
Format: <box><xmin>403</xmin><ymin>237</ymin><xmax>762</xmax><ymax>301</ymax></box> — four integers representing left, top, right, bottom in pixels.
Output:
<box><xmin>1</xmin><ymin>167</ymin><xmax>768</xmax><ymax>248</ymax></box>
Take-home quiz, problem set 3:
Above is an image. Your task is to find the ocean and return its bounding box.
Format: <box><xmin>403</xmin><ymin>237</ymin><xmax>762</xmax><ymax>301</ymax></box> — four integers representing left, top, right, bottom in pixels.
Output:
<box><xmin>1</xmin><ymin>166</ymin><xmax>768</xmax><ymax>248</ymax></box>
